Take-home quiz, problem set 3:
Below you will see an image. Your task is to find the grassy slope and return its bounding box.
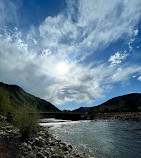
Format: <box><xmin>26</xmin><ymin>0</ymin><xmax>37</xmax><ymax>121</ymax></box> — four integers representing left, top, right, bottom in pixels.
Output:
<box><xmin>88</xmin><ymin>93</ymin><xmax>141</xmax><ymax>118</ymax></box>
<box><xmin>73</xmin><ymin>93</ymin><xmax>141</xmax><ymax>116</ymax></box>
<box><xmin>0</xmin><ymin>82</ymin><xmax>60</xmax><ymax>112</ymax></box>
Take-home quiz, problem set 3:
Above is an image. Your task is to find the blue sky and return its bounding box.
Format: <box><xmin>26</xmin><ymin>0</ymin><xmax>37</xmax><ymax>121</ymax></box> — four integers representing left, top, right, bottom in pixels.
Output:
<box><xmin>0</xmin><ymin>0</ymin><xmax>141</xmax><ymax>110</ymax></box>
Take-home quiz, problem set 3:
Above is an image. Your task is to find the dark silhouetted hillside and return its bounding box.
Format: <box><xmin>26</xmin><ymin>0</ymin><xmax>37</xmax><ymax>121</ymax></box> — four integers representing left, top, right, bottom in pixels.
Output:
<box><xmin>73</xmin><ymin>107</ymin><xmax>90</xmax><ymax>113</ymax></box>
<box><xmin>73</xmin><ymin>93</ymin><xmax>141</xmax><ymax>116</ymax></box>
<box><xmin>0</xmin><ymin>82</ymin><xmax>60</xmax><ymax>112</ymax></box>
<box><xmin>87</xmin><ymin>93</ymin><xmax>141</xmax><ymax>119</ymax></box>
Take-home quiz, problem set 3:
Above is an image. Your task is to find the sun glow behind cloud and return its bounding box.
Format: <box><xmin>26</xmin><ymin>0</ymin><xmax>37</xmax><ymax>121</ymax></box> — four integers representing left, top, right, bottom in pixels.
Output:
<box><xmin>0</xmin><ymin>0</ymin><xmax>141</xmax><ymax>109</ymax></box>
<box><xmin>56</xmin><ymin>62</ymin><xmax>69</xmax><ymax>75</ymax></box>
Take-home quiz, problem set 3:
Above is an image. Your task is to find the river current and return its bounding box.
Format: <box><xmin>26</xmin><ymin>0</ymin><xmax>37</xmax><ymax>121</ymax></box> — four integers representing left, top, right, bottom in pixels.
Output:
<box><xmin>40</xmin><ymin>119</ymin><xmax>141</xmax><ymax>158</ymax></box>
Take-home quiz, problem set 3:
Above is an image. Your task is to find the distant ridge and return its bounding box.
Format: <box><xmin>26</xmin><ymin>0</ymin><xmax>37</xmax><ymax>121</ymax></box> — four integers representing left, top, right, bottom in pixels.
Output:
<box><xmin>0</xmin><ymin>82</ymin><xmax>60</xmax><ymax>112</ymax></box>
<box><xmin>73</xmin><ymin>107</ymin><xmax>90</xmax><ymax>113</ymax></box>
<box><xmin>73</xmin><ymin>93</ymin><xmax>141</xmax><ymax>113</ymax></box>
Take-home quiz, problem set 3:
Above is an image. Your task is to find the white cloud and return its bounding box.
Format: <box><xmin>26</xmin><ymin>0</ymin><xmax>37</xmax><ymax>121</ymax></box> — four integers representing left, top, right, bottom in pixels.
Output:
<box><xmin>112</xmin><ymin>66</ymin><xmax>141</xmax><ymax>82</ymax></box>
<box><xmin>138</xmin><ymin>76</ymin><xmax>141</xmax><ymax>81</ymax></box>
<box><xmin>0</xmin><ymin>0</ymin><xmax>18</xmax><ymax>26</ymax></box>
<box><xmin>0</xmin><ymin>30</ymin><xmax>110</xmax><ymax>104</ymax></box>
<box><xmin>128</xmin><ymin>38</ymin><xmax>135</xmax><ymax>52</ymax></box>
<box><xmin>0</xmin><ymin>0</ymin><xmax>141</xmax><ymax>105</ymax></box>
<box><xmin>0</xmin><ymin>29</ymin><xmax>141</xmax><ymax>105</ymax></box>
<box><xmin>38</xmin><ymin>0</ymin><xmax>141</xmax><ymax>60</ymax></box>
<box><xmin>108</xmin><ymin>51</ymin><xmax>128</xmax><ymax>66</ymax></box>
<box><xmin>134</xmin><ymin>29</ymin><xmax>139</xmax><ymax>36</ymax></box>
<box><xmin>41</xmin><ymin>49</ymin><xmax>52</xmax><ymax>56</ymax></box>
<box><xmin>27</xmin><ymin>34</ymin><xmax>38</xmax><ymax>44</ymax></box>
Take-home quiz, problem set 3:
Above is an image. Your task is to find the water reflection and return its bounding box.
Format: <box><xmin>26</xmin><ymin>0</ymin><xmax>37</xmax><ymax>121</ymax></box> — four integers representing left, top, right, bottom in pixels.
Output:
<box><xmin>40</xmin><ymin>119</ymin><xmax>141</xmax><ymax>158</ymax></box>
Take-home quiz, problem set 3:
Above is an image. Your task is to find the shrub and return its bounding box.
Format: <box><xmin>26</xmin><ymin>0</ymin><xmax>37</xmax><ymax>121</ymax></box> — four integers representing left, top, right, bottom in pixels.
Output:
<box><xmin>13</xmin><ymin>105</ymin><xmax>40</xmax><ymax>140</ymax></box>
<box><xmin>0</xmin><ymin>89</ymin><xmax>12</xmax><ymax>115</ymax></box>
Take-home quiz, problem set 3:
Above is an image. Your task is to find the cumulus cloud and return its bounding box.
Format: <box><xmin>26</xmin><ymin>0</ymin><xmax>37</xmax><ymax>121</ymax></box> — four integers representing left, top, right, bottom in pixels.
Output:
<box><xmin>0</xmin><ymin>0</ymin><xmax>141</xmax><ymax>106</ymax></box>
<box><xmin>1</xmin><ymin>28</ymin><xmax>141</xmax><ymax>105</ymax></box>
<box><xmin>0</xmin><ymin>29</ymin><xmax>107</xmax><ymax>104</ymax></box>
<box><xmin>108</xmin><ymin>51</ymin><xmax>128</xmax><ymax>66</ymax></box>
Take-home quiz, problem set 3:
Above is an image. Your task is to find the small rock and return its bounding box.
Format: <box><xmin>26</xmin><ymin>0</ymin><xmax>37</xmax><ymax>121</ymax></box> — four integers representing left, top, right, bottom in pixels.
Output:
<box><xmin>62</xmin><ymin>145</ymin><xmax>69</xmax><ymax>151</ymax></box>
<box><xmin>23</xmin><ymin>142</ymin><xmax>27</xmax><ymax>147</ymax></box>
<box><xmin>68</xmin><ymin>144</ymin><xmax>72</xmax><ymax>149</ymax></box>
<box><xmin>34</xmin><ymin>138</ymin><xmax>44</xmax><ymax>147</ymax></box>
<box><xmin>38</xmin><ymin>136</ymin><xmax>43</xmax><ymax>140</ymax></box>
<box><xmin>36</xmin><ymin>152</ymin><xmax>45</xmax><ymax>158</ymax></box>
<box><xmin>50</xmin><ymin>141</ymin><xmax>55</xmax><ymax>146</ymax></box>
<box><xmin>44</xmin><ymin>150</ymin><xmax>50</xmax><ymax>157</ymax></box>
<box><xmin>27</xmin><ymin>144</ymin><xmax>32</xmax><ymax>151</ymax></box>
<box><xmin>50</xmin><ymin>147</ymin><xmax>54</xmax><ymax>152</ymax></box>
<box><xmin>5</xmin><ymin>126</ymin><xmax>12</xmax><ymax>130</ymax></box>
<box><xmin>57</xmin><ymin>140</ymin><xmax>61</xmax><ymax>143</ymax></box>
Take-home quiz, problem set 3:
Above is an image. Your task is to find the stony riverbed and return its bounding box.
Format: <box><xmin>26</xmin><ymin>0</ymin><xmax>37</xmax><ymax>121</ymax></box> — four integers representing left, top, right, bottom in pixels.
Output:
<box><xmin>0</xmin><ymin>124</ymin><xmax>86</xmax><ymax>158</ymax></box>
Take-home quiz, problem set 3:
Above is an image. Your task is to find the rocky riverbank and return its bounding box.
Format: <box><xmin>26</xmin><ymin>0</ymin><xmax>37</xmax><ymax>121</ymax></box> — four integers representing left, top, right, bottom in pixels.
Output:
<box><xmin>92</xmin><ymin>112</ymin><xmax>141</xmax><ymax>121</ymax></box>
<box><xmin>0</xmin><ymin>122</ymin><xmax>86</xmax><ymax>158</ymax></box>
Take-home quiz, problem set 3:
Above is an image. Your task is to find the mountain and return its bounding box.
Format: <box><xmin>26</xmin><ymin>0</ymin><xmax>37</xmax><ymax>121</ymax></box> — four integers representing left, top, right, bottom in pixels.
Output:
<box><xmin>0</xmin><ymin>82</ymin><xmax>60</xmax><ymax>112</ymax></box>
<box><xmin>88</xmin><ymin>93</ymin><xmax>141</xmax><ymax>116</ymax></box>
<box><xmin>73</xmin><ymin>107</ymin><xmax>90</xmax><ymax>113</ymax></box>
<box><xmin>73</xmin><ymin>93</ymin><xmax>141</xmax><ymax>114</ymax></box>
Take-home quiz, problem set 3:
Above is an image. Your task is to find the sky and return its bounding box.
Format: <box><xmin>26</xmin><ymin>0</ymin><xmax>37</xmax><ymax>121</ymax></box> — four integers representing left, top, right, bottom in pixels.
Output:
<box><xmin>0</xmin><ymin>0</ymin><xmax>141</xmax><ymax>110</ymax></box>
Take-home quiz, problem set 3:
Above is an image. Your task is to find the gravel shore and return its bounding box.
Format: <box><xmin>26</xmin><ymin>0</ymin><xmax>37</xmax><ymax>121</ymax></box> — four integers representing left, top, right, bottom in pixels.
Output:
<box><xmin>0</xmin><ymin>123</ymin><xmax>86</xmax><ymax>158</ymax></box>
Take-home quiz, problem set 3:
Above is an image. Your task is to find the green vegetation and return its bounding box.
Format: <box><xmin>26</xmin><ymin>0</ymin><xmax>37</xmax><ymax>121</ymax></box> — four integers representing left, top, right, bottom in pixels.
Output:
<box><xmin>0</xmin><ymin>89</ymin><xmax>12</xmax><ymax>115</ymax></box>
<box><xmin>0</xmin><ymin>82</ymin><xmax>60</xmax><ymax>112</ymax></box>
<box><xmin>13</xmin><ymin>105</ymin><xmax>40</xmax><ymax>139</ymax></box>
<box><xmin>0</xmin><ymin>82</ymin><xmax>60</xmax><ymax>140</ymax></box>
<box><xmin>87</xmin><ymin>93</ymin><xmax>141</xmax><ymax>119</ymax></box>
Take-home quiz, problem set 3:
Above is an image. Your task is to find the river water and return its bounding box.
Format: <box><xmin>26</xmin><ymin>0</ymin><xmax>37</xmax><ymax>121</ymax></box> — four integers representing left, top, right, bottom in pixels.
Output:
<box><xmin>40</xmin><ymin>119</ymin><xmax>141</xmax><ymax>158</ymax></box>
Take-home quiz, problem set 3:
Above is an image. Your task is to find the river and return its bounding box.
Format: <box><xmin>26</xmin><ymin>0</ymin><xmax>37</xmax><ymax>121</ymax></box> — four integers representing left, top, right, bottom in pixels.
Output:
<box><xmin>40</xmin><ymin>119</ymin><xmax>141</xmax><ymax>158</ymax></box>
